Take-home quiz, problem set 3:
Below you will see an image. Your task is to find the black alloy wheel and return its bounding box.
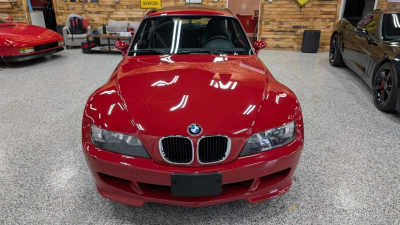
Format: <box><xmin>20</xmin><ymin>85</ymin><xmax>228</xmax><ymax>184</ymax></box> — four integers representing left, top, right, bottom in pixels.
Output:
<box><xmin>373</xmin><ymin>62</ymin><xmax>398</xmax><ymax>112</ymax></box>
<box><xmin>329</xmin><ymin>35</ymin><xmax>345</xmax><ymax>67</ymax></box>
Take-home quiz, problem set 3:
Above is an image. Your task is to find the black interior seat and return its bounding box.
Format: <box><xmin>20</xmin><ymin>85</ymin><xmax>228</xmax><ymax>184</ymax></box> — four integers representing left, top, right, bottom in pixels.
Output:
<box><xmin>199</xmin><ymin>18</ymin><xmax>232</xmax><ymax>47</ymax></box>
<box><xmin>179</xmin><ymin>23</ymin><xmax>200</xmax><ymax>48</ymax></box>
<box><xmin>153</xmin><ymin>18</ymin><xmax>175</xmax><ymax>48</ymax></box>
<box><xmin>203</xmin><ymin>39</ymin><xmax>235</xmax><ymax>49</ymax></box>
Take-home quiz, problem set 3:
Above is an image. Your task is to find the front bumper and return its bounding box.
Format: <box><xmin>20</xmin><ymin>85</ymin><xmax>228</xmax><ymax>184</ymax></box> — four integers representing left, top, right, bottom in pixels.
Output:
<box><xmin>2</xmin><ymin>47</ymin><xmax>64</xmax><ymax>62</ymax></box>
<box><xmin>83</xmin><ymin>139</ymin><xmax>302</xmax><ymax>207</ymax></box>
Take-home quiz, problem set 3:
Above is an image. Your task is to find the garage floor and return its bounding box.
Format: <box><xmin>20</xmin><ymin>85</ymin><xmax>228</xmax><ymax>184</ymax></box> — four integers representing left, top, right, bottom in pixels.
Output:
<box><xmin>1</xmin><ymin>49</ymin><xmax>399</xmax><ymax>224</ymax></box>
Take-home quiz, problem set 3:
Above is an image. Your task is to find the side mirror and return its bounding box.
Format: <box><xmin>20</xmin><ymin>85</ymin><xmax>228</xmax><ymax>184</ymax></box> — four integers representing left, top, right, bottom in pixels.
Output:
<box><xmin>253</xmin><ymin>40</ymin><xmax>267</xmax><ymax>55</ymax></box>
<box><xmin>353</xmin><ymin>28</ymin><xmax>377</xmax><ymax>46</ymax></box>
<box><xmin>115</xmin><ymin>41</ymin><xmax>128</xmax><ymax>57</ymax></box>
<box><xmin>6</xmin><ymin>17</ymin><xmax>13</xmax><ymax>22</ymax></box>
<box><xmin>353</xmin><ymin>28</ymin><xmax>367</xmax><ymax>36</ymax></box>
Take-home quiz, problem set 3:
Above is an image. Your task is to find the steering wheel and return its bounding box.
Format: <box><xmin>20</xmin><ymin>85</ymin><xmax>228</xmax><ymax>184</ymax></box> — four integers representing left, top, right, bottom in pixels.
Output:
<box><xmin>205</xmin><ymin>35</ymin><xmax>231</xmax><ymax>45</ymax></box>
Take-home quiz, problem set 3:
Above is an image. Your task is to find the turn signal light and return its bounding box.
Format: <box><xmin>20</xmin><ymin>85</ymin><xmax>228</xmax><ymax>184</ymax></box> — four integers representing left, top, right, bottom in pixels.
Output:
<box><xmin>18</xmin><ymin>47</ymin><xmax>34</xmax><ymax>54</ymax></box>
<box><xmin>58</xmin><ymin>40</ymin><xmax>64</xmax><ymax>46</ymax></box>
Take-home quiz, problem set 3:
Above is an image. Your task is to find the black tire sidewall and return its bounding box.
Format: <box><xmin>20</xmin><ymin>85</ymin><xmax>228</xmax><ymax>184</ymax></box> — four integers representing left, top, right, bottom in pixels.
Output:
<box><xmin>373</xmin><ymin>62</ymin><xmax>398</xmax><ymax>112</ymax></box>
<box><xmin>329</xmin><ymin>36</ymin><xmax>337</xmax><ymax>65</ymax></box>
<box><xmin>329</xmin><ymin>35</ymin><xmax>344</xmax><ymax>67</ymax></box>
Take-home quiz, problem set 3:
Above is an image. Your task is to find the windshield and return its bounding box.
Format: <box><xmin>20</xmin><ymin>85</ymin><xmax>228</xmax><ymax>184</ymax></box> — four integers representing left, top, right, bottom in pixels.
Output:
<box><xmin>382</xmin><ymin>13</ymin><xmax>400</xmax><ymax>41</ymax></box>
<box><xmin>129</xmin><ymin>15</ymin><xmax>251</xmax><ymax>56</ymax></box>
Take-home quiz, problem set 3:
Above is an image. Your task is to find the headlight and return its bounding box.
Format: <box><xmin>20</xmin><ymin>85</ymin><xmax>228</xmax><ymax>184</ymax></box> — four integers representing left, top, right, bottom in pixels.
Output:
<box><xmin>240</xmin><ymin>121</ymin><xmax>296</xmax><ymax>156</ymax></box>
<box><xmin>18</xmin><ymin>47</ymin><xmax>34</xmax><ymax>54</ymax></box>
<box><xmin>58</xmin><ymin>40</ymin><xmax>64</xmax><ymax>46</ymax></box>
<box><xmin>90</xmin><ymin>124</ymin><xmax>150</xmax><ymax>158</ymax></box>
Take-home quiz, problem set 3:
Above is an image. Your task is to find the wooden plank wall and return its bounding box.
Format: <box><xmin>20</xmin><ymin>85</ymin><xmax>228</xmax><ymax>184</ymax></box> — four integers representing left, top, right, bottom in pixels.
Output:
<box><xmin>53</xmin><ymin>0</ymin><xmax>226</xmax><ymax>31</ymax></box>
<box><xmin>258</xmin><ymin>0</ymin><xmax>338</xmax><ymax>52</ymax></box>
<box><xmin>258</xmin><ymin>0</ymin><xmax>399</xmax><ymax>52</ymax></box>
<box><xmin>377</xmin><ymin>0</ymin><xmax>400</xmax><ymax>9</ymax></box>
<box><xmin>0</xmin><ymin>0</ymin><xmax>29</xmax><ymax>24</ymax></box>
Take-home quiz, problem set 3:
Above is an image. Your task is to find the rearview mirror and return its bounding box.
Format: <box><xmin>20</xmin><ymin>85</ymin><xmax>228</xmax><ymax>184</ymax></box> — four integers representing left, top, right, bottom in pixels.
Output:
<box><xmin>115</xmin><ymin>41</ymin><xmax>128</xmax><ymax>57</ymax></box>
<box><xmin>7</xmin><ymin>16</ymin><xmax>13</xmax><ymax>22</ymax></box>
<box><xmin>253</xmin><ymin>40</ymin><xmax>267</xmax><ymax>55</ymax></box>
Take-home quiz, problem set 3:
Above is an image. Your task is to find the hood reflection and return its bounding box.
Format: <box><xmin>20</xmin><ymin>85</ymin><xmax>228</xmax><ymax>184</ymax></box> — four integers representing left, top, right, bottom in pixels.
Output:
<box><xmin>210</xmin><ymin>80</ymin><xmax>237</xmax><ymax>90</ymax></box>
<box><xmin>100</xmin><ymin>90</ymin><xmax>116</xmax><ymax>95</ymax></box>
<box><xmin>243</xmin><ymin>105</ymin><xmax>256</xmax><ymax>115</ymax></box>
<box><xmin>151</xmin><ymin>75</ymin><xmax>179</xmax><ymax>86</ymax></box>
<box><xmin>160</xmin><ymin>55</ymin><xmax>175</xmax><ymax>63</ymax></box>
<box><xmin>90</xmin><ymin>104</ymin><xmax>97</xmax><ymax>111</ymax></box>
<box><xmin>239</xmin><ymin>61</ymin><xmax>265</xmax><ymax>74</ymax></box>
<box><xmin>170</xmin><ymin>95</ymin><xmax>188</xmax><ymax>111</ymax></box>
<box><xmin>136</xmin><ymin>124</ymin><xmax>145</xmax><ymax>131</ymax></box>
<box><xmin>233</xmin><ymin>128</ymin><xmax>248</xmax><ymax>134</ymax></box>
<box><xmin>108</xmin><ymin>104</ymin><xmax>115</xmax><ymax>115</ymax></box>
<box><xmin>276</xmin><ymin>93</ymin><xmax>287</xmax><ymax>104</ymax></box>
<box><xmin>213</xmin><ymin>56</ymin><xmax>228</xmax><ymax>63</ymax></box>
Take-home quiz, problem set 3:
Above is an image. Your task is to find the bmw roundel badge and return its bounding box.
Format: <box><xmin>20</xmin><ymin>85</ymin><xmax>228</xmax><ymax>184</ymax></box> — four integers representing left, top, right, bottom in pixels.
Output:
<box><xmin>188</xmin><ymin>124</ymin><xmax>202</xmax><ymax>136</ymax></box>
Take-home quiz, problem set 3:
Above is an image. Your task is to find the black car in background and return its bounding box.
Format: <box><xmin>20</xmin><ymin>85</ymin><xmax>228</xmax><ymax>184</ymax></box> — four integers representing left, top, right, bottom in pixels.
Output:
<box><xmin>330</xmin><ymin>9</ymin><xmax>400</xmax><ymax>113</ymax></box>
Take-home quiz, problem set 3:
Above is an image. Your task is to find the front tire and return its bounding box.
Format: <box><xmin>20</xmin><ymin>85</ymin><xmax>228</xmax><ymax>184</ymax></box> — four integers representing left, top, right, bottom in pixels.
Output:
<box><xmin>329</xmin><ymin>34</ymin><xmax>345</xmax><ymax>67</ymax></box>
<box><xmin>373</xmin><ymin>62</ymin><xmax>398</xmax><ymax>112</ymax></box>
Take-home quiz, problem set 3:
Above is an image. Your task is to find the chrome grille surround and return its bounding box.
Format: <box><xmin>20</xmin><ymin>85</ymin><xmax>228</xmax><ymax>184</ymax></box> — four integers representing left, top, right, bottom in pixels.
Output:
<box><xmin>159</xmin><ymin>136</ymin><xmax>194</xmax><ymax>164</ymax></box>
<box><xmin>197</xmin><ymin>135</ymin><xmax>231</xmax><ymax>164</ymax></box>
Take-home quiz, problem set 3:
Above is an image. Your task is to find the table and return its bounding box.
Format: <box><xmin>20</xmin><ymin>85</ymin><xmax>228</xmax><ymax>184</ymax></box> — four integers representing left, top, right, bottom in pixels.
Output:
<box><xmin>86</xmin><ymin>34</ymin><xmax>132</xmax><ymax>54</ymax></box>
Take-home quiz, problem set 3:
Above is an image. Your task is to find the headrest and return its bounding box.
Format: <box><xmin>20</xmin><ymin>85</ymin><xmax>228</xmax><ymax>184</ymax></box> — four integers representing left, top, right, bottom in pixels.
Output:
<box><xmin>206</xmin><ymin>18</ymin><xmax>227</xmax><ymax>32</ymax></box>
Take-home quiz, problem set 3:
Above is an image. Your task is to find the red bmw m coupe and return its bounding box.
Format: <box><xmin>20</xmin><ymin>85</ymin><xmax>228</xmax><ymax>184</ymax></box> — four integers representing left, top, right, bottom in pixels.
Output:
<box><xmin>82</xmin><ymin>6</ymin><xmax>304</xmax><ymax>207</ymax></box>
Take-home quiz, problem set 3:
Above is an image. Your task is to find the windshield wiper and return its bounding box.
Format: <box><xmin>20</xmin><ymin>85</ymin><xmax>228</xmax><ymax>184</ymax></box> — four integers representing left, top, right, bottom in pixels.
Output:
<box><xmin>129</xmin><ymin>49</ymin><xmax>170</xmax><ymax>54</ymax></box>
<box><xmin>177</xmin><ymin>50</ymin><xmax>249</xmax><ymax>55</ymax></box>
<box><xmin>129</xmin><ymin>49</ymin><xmax>249</xmax><ymax>55</ymax></box>
<box><xmin>177</xmin><ymin>50</ymin><xmax>228</xmax><ymax>54</ymax></box>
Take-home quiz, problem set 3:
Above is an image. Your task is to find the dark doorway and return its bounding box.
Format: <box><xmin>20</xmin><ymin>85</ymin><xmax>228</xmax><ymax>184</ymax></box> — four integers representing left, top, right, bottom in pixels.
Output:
<box><xmin>30</xmin><ymin>0</ymin><xmax>57</xmax><ymax>31</ymax></box>
<box><xmin>343</xmin><ymin>0</ymin><xmax>375</xmax><ymax>25</ymax></box>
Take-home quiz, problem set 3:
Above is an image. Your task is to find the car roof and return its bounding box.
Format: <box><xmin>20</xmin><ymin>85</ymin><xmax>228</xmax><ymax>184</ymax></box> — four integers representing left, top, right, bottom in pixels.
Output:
<box><xmin>146</xmin><ymin>5</ymin><xmax>234</xmax><ymax>18</ymax></box>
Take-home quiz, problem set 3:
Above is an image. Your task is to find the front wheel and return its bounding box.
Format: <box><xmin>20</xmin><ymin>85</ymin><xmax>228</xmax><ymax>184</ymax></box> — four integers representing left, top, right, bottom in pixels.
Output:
<box><xmin>329</xmin><ymin>34</ymin><xmax>345</xmax><ymax>67</ymax></box>
<box><xmin>373</xmin><ymin>62</ymin><xmax>398</xmax><ymax>112</ymax></box>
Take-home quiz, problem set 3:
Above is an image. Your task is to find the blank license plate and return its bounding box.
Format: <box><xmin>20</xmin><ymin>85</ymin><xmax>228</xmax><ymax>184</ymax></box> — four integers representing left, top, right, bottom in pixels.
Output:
<box><xmin>171</xmin><ymin>172</ymin><xmax>222</xmax><ymax>197</ymax></box>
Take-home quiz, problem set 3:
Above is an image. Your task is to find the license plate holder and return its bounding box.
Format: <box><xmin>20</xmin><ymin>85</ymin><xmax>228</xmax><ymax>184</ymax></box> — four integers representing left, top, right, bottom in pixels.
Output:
<box><xmin>171</xmin><ymin>172</ymin><xmax>222</xmax><ymax>197</ymax></box>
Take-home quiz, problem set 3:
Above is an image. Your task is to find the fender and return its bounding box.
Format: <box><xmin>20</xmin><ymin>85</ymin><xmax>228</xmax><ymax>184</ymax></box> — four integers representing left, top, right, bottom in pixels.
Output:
<box><xmin>331</xmin><ymin>20</ymin><xmax>351</xmax><ymax>55</ymax></box>
<box><xmin>251</xmin><ymin>79</ymin><xmax>303</xmax><ymax>138</ymax></box>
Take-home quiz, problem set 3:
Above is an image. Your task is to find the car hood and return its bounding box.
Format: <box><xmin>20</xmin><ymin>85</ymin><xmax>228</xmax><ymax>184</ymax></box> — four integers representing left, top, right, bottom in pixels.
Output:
<box><xmin>116</xmin><ymin>54</ymin><xmax>269</xmax><ymax>137</ymax></box>
<box><xmin>0</xmin><ymin>23</ymin><xmax>62</xmax><ymax>46</ymax></box>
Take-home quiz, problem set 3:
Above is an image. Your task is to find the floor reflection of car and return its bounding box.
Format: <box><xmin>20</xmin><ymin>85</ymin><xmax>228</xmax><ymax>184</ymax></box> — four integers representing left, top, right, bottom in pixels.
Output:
<box><xmin>0</xmin><ymin>17</ymin><xmax>64</xmax><ymax>63</ymax></box>
<box><xmin>330</xmin><ymin>9</ymin><xmax>400</xmax><ymax>112</ymax></box>
<box><xmin>82</xmin><ymin>6</ymin><xmax>304</xmax><ymax>207</ymax></box>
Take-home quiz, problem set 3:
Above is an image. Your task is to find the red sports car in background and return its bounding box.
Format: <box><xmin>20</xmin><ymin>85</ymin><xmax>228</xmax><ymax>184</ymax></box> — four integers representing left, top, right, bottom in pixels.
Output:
<box><xmin>0</xmin><ymin>17</ymin><xmax>64</xmax><ymax>62</ymax></box>
<box><xmin>82</xmin><ymin>6</ymin><xmax>304</xmax><ymax>207</ymax></box>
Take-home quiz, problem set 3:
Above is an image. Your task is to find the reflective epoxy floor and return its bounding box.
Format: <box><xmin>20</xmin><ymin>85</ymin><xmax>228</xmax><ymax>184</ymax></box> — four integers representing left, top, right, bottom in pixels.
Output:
<box><xmin>1</xmin><ymin>50</ymin><xmax>399</xmax><ymax>224</ymax></box>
